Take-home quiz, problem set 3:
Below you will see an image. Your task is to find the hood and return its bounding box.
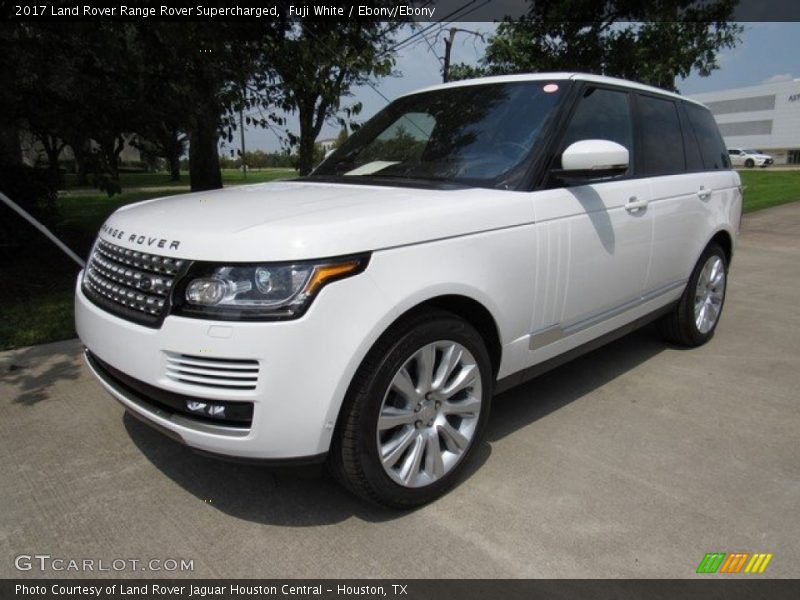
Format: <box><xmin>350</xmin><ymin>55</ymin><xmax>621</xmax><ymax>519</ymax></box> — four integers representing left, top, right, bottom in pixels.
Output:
<box><xmin>99</xmin><ymin>180</ymin><xmax>533</xmax><ymax>262</ymax></box>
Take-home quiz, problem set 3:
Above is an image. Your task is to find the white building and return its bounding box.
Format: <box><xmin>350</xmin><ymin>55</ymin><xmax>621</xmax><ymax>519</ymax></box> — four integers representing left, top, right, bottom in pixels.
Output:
<box><xmin>690</xmin><ymin>78</ymin><xmax>800</xmax><ymax>165</ymax></box>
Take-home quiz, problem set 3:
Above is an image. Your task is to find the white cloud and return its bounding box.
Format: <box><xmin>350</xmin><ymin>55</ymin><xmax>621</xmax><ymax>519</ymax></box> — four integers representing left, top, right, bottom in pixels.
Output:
<box><xmin>762</xmin><ymin>73</ymin><xmax>793</xmax><ymax>83</ymax></box>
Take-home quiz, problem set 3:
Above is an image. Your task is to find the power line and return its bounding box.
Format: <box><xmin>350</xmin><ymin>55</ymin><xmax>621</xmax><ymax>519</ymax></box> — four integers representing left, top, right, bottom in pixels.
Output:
<box><xmin>384</xmin><ymin>0</ymin><xmax>479</xmax><ymax>54</ymax></box>
<box><xmin>416</xmin><ymin>23</ymin><xmax>445</xmax><ymax>65</ymax></box>
<box><xmin>299</xmin><ymin>25</ymin><xmax>435</xmax><ymax>140</ymax></box>
<box><xmin>392</xmin><ymin>0</ymin><xmax>493</xmax><ymax>58</ymax></box>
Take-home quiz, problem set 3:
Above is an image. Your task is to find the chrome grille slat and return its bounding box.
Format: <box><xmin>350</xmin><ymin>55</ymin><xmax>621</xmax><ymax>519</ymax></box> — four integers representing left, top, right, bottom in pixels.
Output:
<box><xmin>167</xmin><ymin>356</ymin><xmax>259</xmax><ymax>371</ymax></box>
<box><xmin>83</xmin><ymin>239</ymin><xmax>180</xmax><ymax>324</ymax></box>
<box><xmin>164</xmin><ymin>352</ymin><xmax>260</xmax><ymax>391</ymax></box>
<box><xmin>165</xmin><ymin>365</ymin><xmax>258</xmax><ymax>380</ymax></box>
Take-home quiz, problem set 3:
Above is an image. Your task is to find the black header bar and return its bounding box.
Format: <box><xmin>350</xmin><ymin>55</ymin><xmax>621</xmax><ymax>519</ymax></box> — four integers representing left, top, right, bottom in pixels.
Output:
<box><xmin>3</xmin><ymin>0</ymin><xmax>800</xmax><ymax>22</ymax></box>
<box><xmin>3</xmin><ymin>579</ymin><xmax>800</xmax><ymax>600</ymax></box>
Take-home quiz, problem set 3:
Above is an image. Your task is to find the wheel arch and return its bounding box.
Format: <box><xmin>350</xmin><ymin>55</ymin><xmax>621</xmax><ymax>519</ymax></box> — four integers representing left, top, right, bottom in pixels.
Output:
<box><xmin>323</xmin><ymin>291</ymin><xmax>504</xmax><ymax>453</ymax></box>
<box><xmin>397</xmin><ymin>294</ymin><xmax>503</xmax><ymax>380</ymax></box>
<box><xmin>708</xmin><ymin>228</ymin><xmax>734</xmax><ymax>266</ymax></box>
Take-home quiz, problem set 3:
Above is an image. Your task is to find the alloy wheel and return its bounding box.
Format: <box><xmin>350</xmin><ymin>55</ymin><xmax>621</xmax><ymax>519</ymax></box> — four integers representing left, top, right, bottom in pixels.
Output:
<box><xmin>376</xmin><ymin>341</ymin><xmax>482</xmax><ymax>488</ymax></box>
<box><xmin>694</xmin><ymin>255</ymin><xmax>726</xmax><ymax>334</ymax></box>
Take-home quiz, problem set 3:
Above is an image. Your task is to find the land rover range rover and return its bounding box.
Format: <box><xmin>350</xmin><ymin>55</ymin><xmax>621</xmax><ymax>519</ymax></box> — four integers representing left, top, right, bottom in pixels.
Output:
<box><xmin>76</xmin><ymin>73</ymin><xmax>741</xmax><ymax>507</ymax></box>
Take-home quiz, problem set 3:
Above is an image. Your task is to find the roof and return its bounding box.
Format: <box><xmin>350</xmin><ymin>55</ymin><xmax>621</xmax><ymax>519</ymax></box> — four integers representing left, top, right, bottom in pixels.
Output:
<box><xmin>403</xmin><ymin>72</ymin><xmax>707</xmax><ymax>108</ymax></box>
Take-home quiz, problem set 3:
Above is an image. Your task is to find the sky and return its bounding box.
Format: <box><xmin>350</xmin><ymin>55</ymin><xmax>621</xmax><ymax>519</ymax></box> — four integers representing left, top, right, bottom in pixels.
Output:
<box><xmin>237</xmin><ymin>21</ymin><xmax>800</xmax><ymax>155</ymax></box>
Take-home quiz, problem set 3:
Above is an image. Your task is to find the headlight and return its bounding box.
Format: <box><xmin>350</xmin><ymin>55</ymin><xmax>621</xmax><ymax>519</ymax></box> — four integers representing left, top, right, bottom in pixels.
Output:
<box><xmin>173</xmin><ymin>255</ymin><xmax>369</xmax><ymax>321</ymax></box>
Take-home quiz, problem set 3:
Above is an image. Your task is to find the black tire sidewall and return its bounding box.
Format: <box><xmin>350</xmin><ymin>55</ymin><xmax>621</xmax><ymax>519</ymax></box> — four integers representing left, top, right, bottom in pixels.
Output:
<box><xmin>349</xmin><ymin>313</ymin><xmax>493</xmax><ymax>507</ymax></box>
<box><xmin>681</xmin><ymin>243</ymin><xmax>728</xmax><ymax>345</ymax></box>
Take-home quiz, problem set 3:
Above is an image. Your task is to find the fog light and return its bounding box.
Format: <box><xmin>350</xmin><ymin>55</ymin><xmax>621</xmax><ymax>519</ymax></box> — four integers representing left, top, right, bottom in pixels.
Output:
<box><xmin>185</xmin><ymin>400</ymin><xmax>226</xmax><ymax>418</ymax></box>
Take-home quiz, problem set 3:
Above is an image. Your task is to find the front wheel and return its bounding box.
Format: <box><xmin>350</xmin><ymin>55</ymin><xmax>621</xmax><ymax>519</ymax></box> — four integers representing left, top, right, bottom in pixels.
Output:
<box><xmin>329</xmin><ymin>309</ymin><xmax>492</xmax><ymax>508</ymax></box>
<box><xmin>657</xmin><ymin>243</ymin><xmax>728</xmax><ymax>347</ymax></box>
<box><xmin>745</xmin><ymin>158</ymin><xmax>755</xmax><ymax>168</ymax></box>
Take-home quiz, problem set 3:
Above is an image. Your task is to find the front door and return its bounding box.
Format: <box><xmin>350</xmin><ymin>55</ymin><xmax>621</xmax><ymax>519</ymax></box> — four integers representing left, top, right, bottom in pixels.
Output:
<box><xmin>528</xmin><ymin>85</ymin><xmax>653</xmax><ymax>352</ymax></box>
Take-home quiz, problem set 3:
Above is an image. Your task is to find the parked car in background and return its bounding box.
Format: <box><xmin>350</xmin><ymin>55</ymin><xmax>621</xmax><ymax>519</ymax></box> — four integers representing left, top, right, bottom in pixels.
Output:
<box><xmin>728</xmin><ymin>148</ymin><xmax>773</xmax><ymax>168</ymax></box>
<box><xmin>76</xmin><ymin>73</ymin><xmax>742</xmax><ymax>508</ymax></box>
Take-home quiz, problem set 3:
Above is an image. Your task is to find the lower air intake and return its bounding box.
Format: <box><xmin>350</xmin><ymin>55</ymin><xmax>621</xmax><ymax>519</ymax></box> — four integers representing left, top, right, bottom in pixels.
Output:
<box><xmin>165</xmin><ymin>353</ymin><xmax>260</xmax><ymax>391</ymax></box>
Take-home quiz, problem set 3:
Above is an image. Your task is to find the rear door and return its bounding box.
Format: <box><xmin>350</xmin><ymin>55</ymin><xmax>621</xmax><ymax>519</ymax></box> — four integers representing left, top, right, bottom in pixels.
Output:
<box><xmin>644</xmin><ymin>98</ymin><xmax>732</xmax><ymax>291</ymax></box>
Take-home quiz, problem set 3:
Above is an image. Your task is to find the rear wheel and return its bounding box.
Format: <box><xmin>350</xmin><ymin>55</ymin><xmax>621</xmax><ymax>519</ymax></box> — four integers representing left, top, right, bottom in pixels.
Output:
<box><xmin>329</xmin><ymin>309</ymin><xmax>492</xmax><ymax>508</ymax></box>
<box><xmin>657</xmin><ymin>243</ymin><xmax>727</xmax><ymax>347</ymax></box>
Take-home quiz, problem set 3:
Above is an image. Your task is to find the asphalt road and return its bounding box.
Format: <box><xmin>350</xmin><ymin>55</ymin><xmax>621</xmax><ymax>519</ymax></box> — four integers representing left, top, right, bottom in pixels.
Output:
<box><xmin>1</xmin><ymin>203</ymin><xmax>799</xmax><ymax>579</ymax></box>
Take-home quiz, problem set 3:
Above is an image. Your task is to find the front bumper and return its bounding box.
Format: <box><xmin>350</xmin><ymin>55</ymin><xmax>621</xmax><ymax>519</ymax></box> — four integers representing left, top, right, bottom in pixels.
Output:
<box><xmin>75</xmin><ymin>271</ymin><xmax>390</xmax><ymax>460</ymax></box>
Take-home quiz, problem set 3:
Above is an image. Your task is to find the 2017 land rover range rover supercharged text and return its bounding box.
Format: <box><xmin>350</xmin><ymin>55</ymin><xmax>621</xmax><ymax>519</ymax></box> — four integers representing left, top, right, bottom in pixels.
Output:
<box><xmin>76</xmin><ymin>73</ymin><xmax>741</xmax><ymax>507</ymax></box>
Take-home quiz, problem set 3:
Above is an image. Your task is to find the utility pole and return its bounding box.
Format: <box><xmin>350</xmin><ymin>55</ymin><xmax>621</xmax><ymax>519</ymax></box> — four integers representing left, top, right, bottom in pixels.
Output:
<box><xmin>240</xmin><ymin>82</ymin><xmax>247</xmax><ymax>179</ymax></box>
<box><xmin>239</xmin><ymin>107</ymin><xmax>246</xmax><ymax>179</ymax></box>
<box><xmin>442</xmin><ymin>28</ymin><xmax>456</xmax><ymax>83</ymax></box>
<box><xmin>442</xmin><ymin>28</ymin><xmax>485</xmax><ymax>83</ymax></box>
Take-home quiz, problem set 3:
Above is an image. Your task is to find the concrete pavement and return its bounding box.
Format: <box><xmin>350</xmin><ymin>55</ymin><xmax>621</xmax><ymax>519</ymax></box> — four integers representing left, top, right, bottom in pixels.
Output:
<box><xmin>1</xmin><ymin>203</ymin><xmax>799</xmax><ymax>579</ymax></box>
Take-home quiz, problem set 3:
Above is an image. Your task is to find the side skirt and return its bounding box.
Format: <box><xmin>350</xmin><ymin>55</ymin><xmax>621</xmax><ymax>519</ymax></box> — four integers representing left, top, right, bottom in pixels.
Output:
<box><xmin>494</xmin><ymin>302</ymin><xmax>676</xmax><ymax>395</ymax></box>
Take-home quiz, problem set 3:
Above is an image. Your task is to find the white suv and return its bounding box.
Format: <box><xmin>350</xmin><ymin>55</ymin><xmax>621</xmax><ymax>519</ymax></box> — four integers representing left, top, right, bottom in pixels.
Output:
<box><xmin>76</xmin><ymin>73</ymin><xmax>742</xmax><ymax>507</ymax></box>
<box><xmin>728</xmin><ymin>148</ymin><xmax>773</xmax><ymax>168</ymax></box>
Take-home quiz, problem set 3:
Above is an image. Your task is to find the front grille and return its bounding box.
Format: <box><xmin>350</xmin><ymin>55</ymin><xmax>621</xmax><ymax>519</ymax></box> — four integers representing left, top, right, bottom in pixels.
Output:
<box><xmin>165</xmin><ymin>353</ymin><xmax>260</xmax><ymax>391</ymax></box>
<box><xmin>83</xmin><ymin>239</ymin><xmax>186</xmax><ymax>326</ymax></box>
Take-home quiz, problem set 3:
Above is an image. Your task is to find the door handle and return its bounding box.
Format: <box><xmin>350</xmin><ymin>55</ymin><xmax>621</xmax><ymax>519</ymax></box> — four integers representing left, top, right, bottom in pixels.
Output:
<box><xmin>697</xmin><ymin>186</ymin><xmax>712</xmax><ymax>200</ymax></box>
<box><xmin>625</xmin><ymin>196</ymin><xmax>648</xmax><ymax>213</ymax></box>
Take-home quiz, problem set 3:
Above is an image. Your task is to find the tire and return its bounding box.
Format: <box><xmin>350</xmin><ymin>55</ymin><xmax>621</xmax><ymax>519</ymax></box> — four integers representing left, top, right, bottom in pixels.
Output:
<box><xmin>328</xmin><ymin>308</ymin><xmax>493</xmax><ymax>508</ymax></box>
<box><xmin>657</xmin><ymin>243</ymin><xmax>728</xmax><ymax>347</ymax></box>
<box><xmin>745</xmin><ymin>158</ymin><xmax>755</xmax><ymax>168</ymax></box>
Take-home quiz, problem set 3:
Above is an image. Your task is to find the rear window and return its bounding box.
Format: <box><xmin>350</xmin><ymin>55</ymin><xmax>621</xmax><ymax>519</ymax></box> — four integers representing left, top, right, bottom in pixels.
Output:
<box><xmin>685</xmin><ymin>103</ymin><xmax>731</xmax><ymax>170</ymax></box>
<box><xmin>638</xmin><ymin>95</ymin><xmax>685</xmax><ymax>175</ymax></box>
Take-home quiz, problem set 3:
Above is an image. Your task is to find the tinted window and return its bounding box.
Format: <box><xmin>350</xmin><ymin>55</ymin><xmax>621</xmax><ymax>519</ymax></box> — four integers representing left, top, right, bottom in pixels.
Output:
<box><xmin>685</xmin><ymin>103</ymin><xmax>731</xmax><ymax>170</ymax></box>
<box><xmin>679</xmin><ymin>103</ymin><xmax>704</xmax><ymax>171</ymax></box>
<box><xmin>559</xmin><ymin>87</ymin><xmax>633</xmax><ymax>162</ymax></box>
<box><xmin>638</xmin><ymin>95</ymin><xmax>684</xmax><ymax>175</ymax></box>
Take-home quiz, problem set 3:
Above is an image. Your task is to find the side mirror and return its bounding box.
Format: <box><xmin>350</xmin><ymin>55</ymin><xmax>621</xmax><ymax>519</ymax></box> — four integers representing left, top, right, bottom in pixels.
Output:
<box><xmin>553</xmin><ymin>139</ymin><xmax>629</xmax><ymax>182</ymax></box>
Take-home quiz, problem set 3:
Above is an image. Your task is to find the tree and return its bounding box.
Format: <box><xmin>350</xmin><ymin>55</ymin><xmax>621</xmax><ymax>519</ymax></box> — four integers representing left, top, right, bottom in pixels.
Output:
<box><xmin>333</xmin><ymin>125</ymin><xmax>350</xmax><ymax>149</ymax></box>
<box><xmin>270</xmin><ymin>22</ymin><xmax>396</xmax><ymax>175</ymax></box>
<box><xmin>450</xmin><ymin>0</ymin><xmax>742</xmax><ymax>90</ymax></box>
<box><xmin>1</xmin><ymin>22</ymin><xmax>289</xmax><ymax>192</ymax></box>
<box><xmin>136</xmin><ymin>23</ymin><xmax>289</xmax><ymax>191</ymax></box>
<box><xmin>0</xmin><ymin>23</ymin><xmax>143</xmax><ymax>190</ymax></box>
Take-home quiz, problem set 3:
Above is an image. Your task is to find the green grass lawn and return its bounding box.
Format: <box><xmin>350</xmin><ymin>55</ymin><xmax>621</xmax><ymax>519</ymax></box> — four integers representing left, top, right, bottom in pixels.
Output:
<box><xmin>738</xmin><ymin>170</ymin><xmax>800</xmax><ymax>212</ymax></box>
<box><xmin>1</xmin><ymin>168</ymin><xmax>798</xmax><ymax>351</ymax></box>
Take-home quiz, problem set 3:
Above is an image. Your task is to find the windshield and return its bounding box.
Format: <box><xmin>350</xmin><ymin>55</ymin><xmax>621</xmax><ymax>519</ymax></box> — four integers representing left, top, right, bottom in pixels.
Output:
<box><xmin>743</xmin><ymin>149</ymin><xmax>761</xmax><ymax>154</ymax></box>
<box><xmin>311</xmin><ymin>80</ymin><xmax>568</xmax><ymax>189</ymax></box>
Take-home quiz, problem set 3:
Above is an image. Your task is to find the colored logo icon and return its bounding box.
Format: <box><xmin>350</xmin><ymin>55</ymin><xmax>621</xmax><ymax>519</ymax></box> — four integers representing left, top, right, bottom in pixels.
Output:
<box><xmin>696</xmin><ymin>552</ymin><xmax>773</xmax><ymax>574</ymax></box>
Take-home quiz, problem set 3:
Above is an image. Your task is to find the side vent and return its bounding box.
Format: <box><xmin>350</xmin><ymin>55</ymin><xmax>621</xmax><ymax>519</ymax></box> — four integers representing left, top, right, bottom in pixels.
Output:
<box><xmin>165</xmin><ymin>353</ymin><xmax>259</xmax><ymax>391</ymax></box>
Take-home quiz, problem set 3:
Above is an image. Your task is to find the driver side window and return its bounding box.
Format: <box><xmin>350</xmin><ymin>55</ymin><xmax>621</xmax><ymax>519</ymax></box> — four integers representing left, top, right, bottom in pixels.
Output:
<box><xmin>558</xmin><ymin>87</ymin><xmax>633</xmax><ymax>170</ymax></box>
